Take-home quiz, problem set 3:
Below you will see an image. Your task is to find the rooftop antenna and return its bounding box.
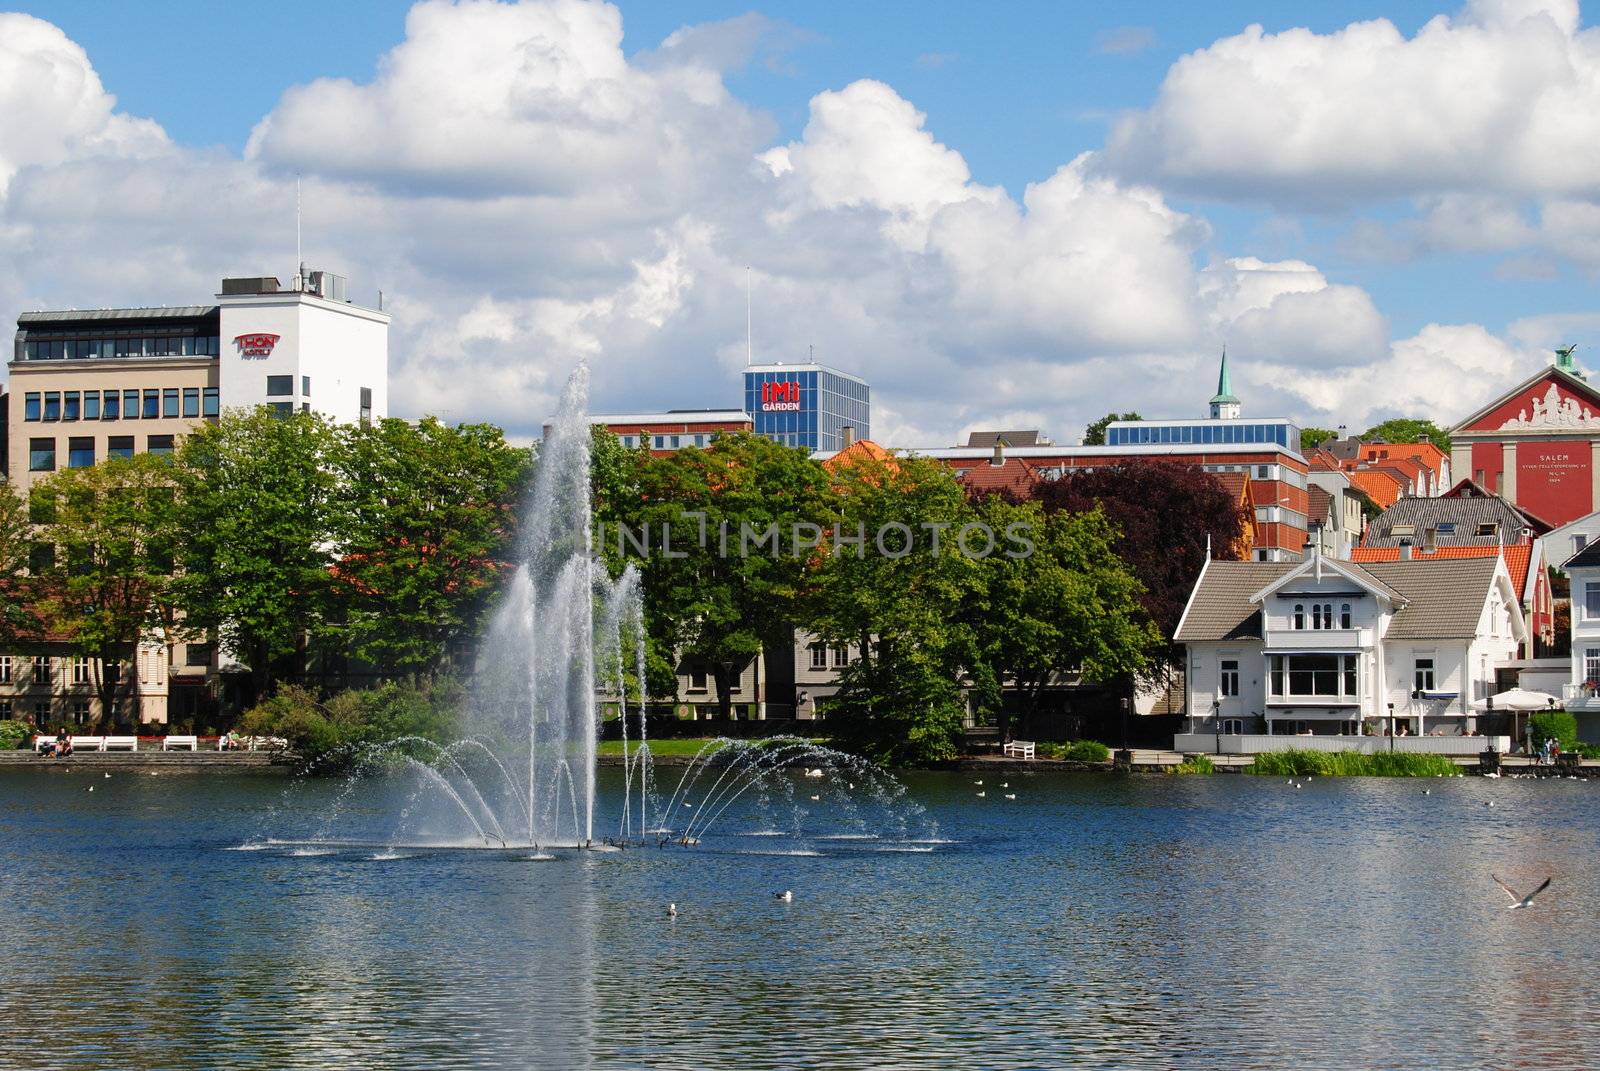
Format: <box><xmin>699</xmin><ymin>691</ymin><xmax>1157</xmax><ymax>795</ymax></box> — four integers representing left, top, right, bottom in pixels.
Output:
<box><xmin>745</xmin><ymin>266</ymin><xmax>752</xmax><ymax>365</ymax></box>
<box><xmin>295</xmin><ymin>173</ymin><xmax>304</xmax><ymax>291</ymax></box>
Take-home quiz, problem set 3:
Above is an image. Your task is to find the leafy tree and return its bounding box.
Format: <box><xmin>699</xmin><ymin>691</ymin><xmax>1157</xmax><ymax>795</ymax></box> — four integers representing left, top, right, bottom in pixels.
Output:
<box><xmin>33</xmin><ymin>455</ymin><xmax>179</xmax><ymax>729</ymax></box>
<box><xmin>1300</xmin><ymin>427</ymin><xmax>1337</xmax><ymax>451</ymax></box>
<box><xmin>1033</xmin><ymin>461</ymin><xmax>1247</xmax><ymax>681</ymax></box>
<box><xmin>807</xmin><ymin>453</ymin><xmax>980</xmax><ymax>764</ymax></box>
<box><xmin>0</xmin><ymin>481</ymin><xmax>38</xmax><ymax>645</ymax></box>
<box><xmin>1082</xmin><ymin>411</ymin><xmax>1141</xmax><ymax>446</ymax></box>
<box><xmin>622</xmin><ymin>433</ymin><xmax>834</xmax><ymax>719</ymax></box>
<box><xmin>1361</xmin><ymin>418</ymin><xmax>1451</xmax><ymax>453</ymax></box>
<box><xmin>964</xmin><ymin>495</ymin><xmax>1158</xmax><ymax>742</ymax></box>
<box><xmin>172</xmin><ymin>409</ymin><xmax>340</xmax><ymax>701</ymax></box>
<box><xmin>330</xmin><ymin>417</ymin><xmax>531</xmax><ymax>679</ymax></box>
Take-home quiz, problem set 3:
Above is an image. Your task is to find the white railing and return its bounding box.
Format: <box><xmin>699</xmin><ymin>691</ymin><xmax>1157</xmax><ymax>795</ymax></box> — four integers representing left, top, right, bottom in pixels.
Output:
<box><xmin>1263</xmin><ymin>629</ymin><xmax>1370</xmax><ymax>649</ymax></box>
<box><xmin>1173</xmin><ymin>733</ymin><xmax>1508</xmax><ymax>756</ymax></box>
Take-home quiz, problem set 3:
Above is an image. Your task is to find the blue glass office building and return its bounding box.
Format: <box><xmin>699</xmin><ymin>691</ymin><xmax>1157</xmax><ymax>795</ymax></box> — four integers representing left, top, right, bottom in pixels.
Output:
<box><xmin>1105</xmin><ymin>419</ymin><xmax>1300</xmax><ymax>449</ymax></box>
<box><xmin>743</xmin><ymin>363</ymin><xmax>870</xmax><ymax>452</ymax></box>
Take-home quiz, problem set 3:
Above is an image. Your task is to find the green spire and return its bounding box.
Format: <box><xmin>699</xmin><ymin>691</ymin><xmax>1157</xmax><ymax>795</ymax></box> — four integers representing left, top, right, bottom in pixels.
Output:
<box><xmin>1210</xmin><ymin>346</ymin><xmax>1239</xmax><ymax>405</ymax></box>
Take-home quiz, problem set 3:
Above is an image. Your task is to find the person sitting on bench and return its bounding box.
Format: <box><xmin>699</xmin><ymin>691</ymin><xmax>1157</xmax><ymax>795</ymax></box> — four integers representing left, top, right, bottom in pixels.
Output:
<box><xmin>54</xmin><ymin>729</ymin><xmax>72</xmax><ymax>758</ymax></box>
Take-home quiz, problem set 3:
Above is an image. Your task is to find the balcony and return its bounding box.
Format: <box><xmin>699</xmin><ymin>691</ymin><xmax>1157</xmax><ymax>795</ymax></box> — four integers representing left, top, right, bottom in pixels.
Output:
<box><xmin>1562</xmin><ymin>683</ymin><xmax>1600</xmax><ymax>711</ymax></box>
<box><xmin>1264</xmin><ymin>628</ymin><xmax>1370</xmax><ymax>649</ymax></box>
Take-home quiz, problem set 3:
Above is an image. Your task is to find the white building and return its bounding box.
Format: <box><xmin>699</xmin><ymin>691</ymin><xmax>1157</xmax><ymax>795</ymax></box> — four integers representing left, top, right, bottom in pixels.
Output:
<box><xmin>1175</xmin><ymin>545</ymin><xmax>1525</xmax><ymax>741</ymax></box>
<box><xmin>1561</xmin><ymin>542</ymin><xmax>1600</xmax><ymax>721</ymax></box>
<box><xmin>1537</xmin><ymin>508</ymin><xmax>1600</xmax><ymax>580</ymax></box>
<box><xmin>217</xmin><ymin>271</ymin><xmax>388</xmax><ymax>424</ymax></box>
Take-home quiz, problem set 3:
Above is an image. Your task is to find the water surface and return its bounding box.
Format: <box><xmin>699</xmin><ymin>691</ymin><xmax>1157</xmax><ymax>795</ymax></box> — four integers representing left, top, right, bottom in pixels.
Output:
<box><xmin>1</xmin><ymin>768</ymin><xmax>1595</xmax><ymax>1070</ymax></box>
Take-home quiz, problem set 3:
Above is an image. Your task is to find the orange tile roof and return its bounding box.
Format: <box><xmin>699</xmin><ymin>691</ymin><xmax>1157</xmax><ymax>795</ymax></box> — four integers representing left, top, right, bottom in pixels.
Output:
<box><xmin>956</xmin><ymin>456</ymin><xmax>1040</xmax><ymax>496</ymax></box>
<box><xmin>823</xmin><ymin>438</ymin><xmax>897</xmax><ymax>473</ymax></box>
<box><xmin>1349</xmin><ymin>543</ymin><xmax>1533</xmax><ymax>598</ymax></box>
<box><xmin>1345</xmin><ymin>469</ymin><xmax>1403</xmax><ymax>508</ymax></box>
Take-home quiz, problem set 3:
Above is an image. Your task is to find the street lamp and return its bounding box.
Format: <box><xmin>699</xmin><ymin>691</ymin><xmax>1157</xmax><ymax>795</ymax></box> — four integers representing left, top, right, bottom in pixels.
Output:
<box><xmin>1120</xmin><ymin>696</ymin><xmax>1131</xmax><ymax>751</ymax></box>
<box><xmin>1212</xmin><ymin>694</ymin><xmax>1222</xmax><ymax>755</ymax></box>
<box><xmin>1387</xmin><ymin>702</ymin><xmax>1395</xmax><ymax>752</ymax></box>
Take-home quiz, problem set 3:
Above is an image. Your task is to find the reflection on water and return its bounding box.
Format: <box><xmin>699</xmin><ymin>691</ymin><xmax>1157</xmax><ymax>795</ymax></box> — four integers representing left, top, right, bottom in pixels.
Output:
<box><xmin>1</xmin><ymin>768</ymin><xmax>1597</xmax><ymax>1069</ymax></box>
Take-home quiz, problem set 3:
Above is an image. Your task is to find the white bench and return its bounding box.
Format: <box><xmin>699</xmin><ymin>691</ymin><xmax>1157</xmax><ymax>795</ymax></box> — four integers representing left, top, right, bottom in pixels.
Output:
<box><xmin>70</xmin><ymin>735</ymin><xmax>107</xmax><ymax>752</ymax></box>
<box><xmin>33</xmin><ymin>735</ymin><xmax>58</xmax><ymax>753</ymax></box>
<box><xmin>246</xmin><ymin>736</ymin><xmax>288</xmax><ymax>752</ymax></box>
<box><xmin>1002</xmin><ymin>740</ymin><xmax>1036</xmax><ymax>760</ymax></box>
<box><xmin>103</xmin><ymin>736</ymin><xmax>138</xmax><ymax>751</ymax></box>
<box><xmin>163</xmin><ymin>735</ymin><xmax>198</xmax><ymax>751</ymax></box>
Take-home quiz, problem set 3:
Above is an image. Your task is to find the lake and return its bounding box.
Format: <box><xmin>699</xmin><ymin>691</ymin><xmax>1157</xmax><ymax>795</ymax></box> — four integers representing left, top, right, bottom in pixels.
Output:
<box><xmin>1</xmin><ymin>766</ymin><xmax>1596</xmax><ymax>1070</ymax></box>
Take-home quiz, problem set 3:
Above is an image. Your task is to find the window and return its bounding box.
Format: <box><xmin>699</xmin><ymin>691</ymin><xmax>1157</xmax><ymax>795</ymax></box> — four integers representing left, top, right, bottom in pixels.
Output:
<box><xmin>67</xmin><ymin>437</ymin><xmax>94</xmax><ymax>469</ymax></box>
<box><xmin>185</xmin><ymin>643</ymin><xmax>214</xmax><ymax>667</ymax></box>
<box><xmin>809</xmin><ymin>643</ymin><xmax>827</xmax><ymax>669</ymax></box>
<box><xmin>163</xmin><ymin>388</ymin><xmax>179</xmax><ymax>417</ymax></box>
<box><xmin>1284</xmin><ymin>654</ymin><xmax>1341</xmax><ymax>697</ymax></box>
<box><xmin>102</xmin><ymin>391</ymin><xmax>120</xmax><ymax>420</ymax></box>
<box><xmin>72</xmin><ymin>700</ymin><xmax>89</xmax><ymax>725</ymax></box>
<box><xmin>1219</xmin><ymin>659</ymin><xmax>1239</xmax><ymax>697</ymax></box>
<box><xmin>105</xmin><ymin>662</ymin><xmax>120</xmax><ymax>686</ymax></box>
<box><xmin>1414</xmin><ymin>658</ymin><xmax>1435</xmax><ymax>693</ymax></box>
<box><xmin>83</xmin><ymin>391</ymin><xmax>100</xmax><ymax>420</ymax></box>
<box><xmin>1476</xmin><ymin>522</ymin><xmax>1499</xmax><ymax>538</ymax></box>
<box><xmin>1390</xmin><ymin>523</ymin><xmax>1415</xmax><ymax>537</ymax></box>
<box><xmin>1340</xmin><ymin>603</ymin><xmax>1352</xmax><ymax>629</ymax></box>
<box><xmin>43</xmin><ymin>392</ymin><xmax>60</xmax><ymax>421</ymax></box>
<box><xmin>1586</xmin><ymin>582</ymin><xmax>1600</xmax><ymax>620</ymax></box>
<box><xmin>1293</xmin><ymin>603</ymin><xmax>1305</xmax><ymax>629</ymax></box>
<box><xmin>266</xmin><ymin>375</ymin><xmax>293</xmax><ymax>396</ymax></box>
<box><xmin>832</xmin><ymin>646</ymin><xmax>849</xmax><ymax>668</ymax></box>
<box><xmin>1586</xmin><ymin>648</ymin><xmax>1600</xmax><ymax>684</ymax></box>
<box><xmin>33</xmin><ymin>657</ymin><xmax>51</xmax><ymax>686</ymax></box>
<box><xmin>0</xmin><ymin>656</ymin><xmax>10</xmax><ymax>684</ymax></box>
<box><xmin>0</xmin><ymin>700</ymin><xmax>8</xmax><ymax>720</ymax></box>
<box><xmin>29</xmin><ymin>543</ymin><xmax>54</xmax><ymax>572</ymax></box>
<box><xmin>1257</xmin><ymin>465</ymin><xmax>1271</xmax><ymax>479</ymax></box>
<box><xmin>124</xmin><ymin>389</ymin><xmax>140</xmax><ymax>420</ymax></box>
<box><xmin>653</xmin><ymin>436</ymin><xmax>664</xmax><ymax>449</ymax></box>
<box><xmin>29</xmin><ymin>438</ymin><xmax>55</xmax><ymax>472</ymax></box>
<box><xmin>1436</xmin><ymin>523</ymin><xmax>1456</xmax><ymax>534</ymax></box>
<box><xmin>301</xmin><ymin>375</ymin><xmax>311</xmax><ymax>396</ymax></box>
<box><xmin>1222</xmin><ymin>718</ymin><xmax>1244</xmax><ymax>735</ymax></box>
<box><xmin>1343</xmin><ymin>656</ymin><xmax>1357</xmax><ymax>696</ymax></box>
<box><xmin>142</xmin><ymin>389</ymin><xmax>159</xmax><ymax>419</ymax></box>
<box><xmin>33</xmin><ymin>701</ymin><xmax>48</xmax><ymax>724</ymax></box>
<box><xmin>202</xmin><ymin>387</ymin><xmax>219</xmax><ymax>418</ymax></box>
<box><xmin>63</xmin><ymin>392</ymin><xmax>80</xmax><ymax>421</ymax></box>
<box><xmin>71</xmin><ymin>657</ymin><xmax>88</xmax><ymax>685</ymax></box>
<box><xmin>1577</xmin><ymin>535</ymin><xmax>1590</xmax><ymax>555</ymax></box>
<box><xmin>147</xmin><ymin>435</ymin><xmax>175</xmax><ymax>457</ymax></box>
<box><xmin>182</xmin><ymin>387</ymin><xmax>199</xmax><ymax>417</ymax></box>
<box><xmin>687</xmin><ymin>667</ymin><xmax>708</xmax><ymax>693</ymax></box>
<box><xmin>108</xmin><ymin>436</ymin><xmax>134</xmax><ymax>460</ymax></box>
<box><xmin>270</xmin><ymin>402</ymin><xmax>293</xmax><ymax>417</ymax></box>
<box><xmin>24</xmin><ymin>393</ymin><xmax>40</xmax><ymax>421</ymax></box>
<box><xmin>359</xmin><ymin>387</ymin><xmax>372</xmax><ymax>424</ymax></box>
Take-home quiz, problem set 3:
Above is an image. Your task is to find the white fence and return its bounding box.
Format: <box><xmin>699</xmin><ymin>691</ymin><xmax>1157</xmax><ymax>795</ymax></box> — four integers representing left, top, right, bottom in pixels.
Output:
<box><xmin>1172</xmin><ymin>733</ymin><xmax>1508</xmax><ymax>757</ymax></box>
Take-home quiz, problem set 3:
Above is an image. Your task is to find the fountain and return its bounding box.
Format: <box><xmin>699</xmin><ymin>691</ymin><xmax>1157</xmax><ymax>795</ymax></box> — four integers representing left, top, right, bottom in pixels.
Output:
<box><xmin>250</xmin><ymin>363</ymin><xmax>938</xmax><ymax>856</ymax></box>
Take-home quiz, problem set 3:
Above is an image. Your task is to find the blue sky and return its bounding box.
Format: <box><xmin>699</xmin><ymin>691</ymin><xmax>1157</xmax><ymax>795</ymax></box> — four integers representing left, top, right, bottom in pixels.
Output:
<box><xmin>3</xmin><ymin>0</ymin><xmax>1596</xmax><ymax>442</ymax></box>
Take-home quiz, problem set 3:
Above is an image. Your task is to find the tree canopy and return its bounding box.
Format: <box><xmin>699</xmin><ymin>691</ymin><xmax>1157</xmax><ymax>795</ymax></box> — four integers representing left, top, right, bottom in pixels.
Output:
<box><xmin>1082</xmin><ymin>411</ymin><xmax>1141</xmax><ymax>446</ymax></box>
<box><xmin>1361</xmin><ymin>418</ymin><xmax>1451</xmax><ymax>453</ymax></box>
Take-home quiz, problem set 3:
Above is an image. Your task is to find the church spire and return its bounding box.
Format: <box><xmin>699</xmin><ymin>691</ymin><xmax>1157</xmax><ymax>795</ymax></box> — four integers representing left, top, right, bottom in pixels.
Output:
<box><xmin>1209</xmin><ymin>347</ymin><xmax>1241</xmax><ymax>419</ymax></box>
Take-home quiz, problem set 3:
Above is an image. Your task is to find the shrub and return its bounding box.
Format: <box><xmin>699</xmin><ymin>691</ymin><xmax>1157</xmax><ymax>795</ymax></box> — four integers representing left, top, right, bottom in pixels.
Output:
<box><xmin>238</xmin><ymin>680</ymin><xmax>465</xmax><ymax>768</ymax></box>
<box><xmin>1528</xmin><ymin>711</ymin><xmax>1578</xmax><ymax>751</ymax></box>
<box><xmin>1171</xmin><ymin>754</ymin><xmax>1215</xmax><ymax>775</ymax></box>
<box><xmin>0</xmin><ymin>720</ymin><xmax>30</xmax><ymax>750</ymax></box>
<box><xmin>1248</xmin><ymin>749</ymin><xmax>1456</xmax><ymax>777</ymax></box>
<box><xmin>1063</xmin><ymin>740</ymin><xmax>1111</xmax><ymax>763</ymax></box>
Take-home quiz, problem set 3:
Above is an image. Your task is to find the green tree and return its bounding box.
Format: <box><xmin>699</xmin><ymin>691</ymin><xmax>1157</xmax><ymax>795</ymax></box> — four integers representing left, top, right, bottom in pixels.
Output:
<box><xmin>622</xmin><ymin>433</ymin><xmax>834</xmax><ymax>719</ymax></box>
<box><xmin>34</xmin><ymin>455</ymin><xmax>179</xmax><ymax>729</ymax></box>
<box><xmin>1300</xmin><ymin>427</ymin><xmax>1337</xmax><ymax>451</ymax></box>
<box><xmin>964</xmin><ymin>495</ymin><xmax>1158</xmax><ymax>743</ymax></box>
<box><xmin>330</xmin><ymin>417</ymin><xmax>532</xmax><ymax>679</ymax></box>
<box><xmin>807</xmin><ymin>453</ymin><xmax>981</xmax><ymax>765</ymax></box>
<box><xmin>0</xmin><ymin>482</ymin><xmax>38</xmax><ymax>645</ymax></box>
<box><xmin>173</xmin><ymin>409</ymin><xmax>340</xmax><ymax>701</ymax></box>
<box><xmin>1361</xmin><ymin>418</ymin><xmax>1451</xmax><ymax>453</ymax></box>
<box><xmin>1082</xmin><ymin>411</ymin><xmax>1141</xmax><ymax>446</ymax></box>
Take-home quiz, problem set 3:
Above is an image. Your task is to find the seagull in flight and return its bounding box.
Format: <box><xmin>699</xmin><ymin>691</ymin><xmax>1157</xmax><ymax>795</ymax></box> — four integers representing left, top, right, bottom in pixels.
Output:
<box><xmin>1493</xmin><ymin>874</ymin><xmax>1552</xmax><ymax>910</ymax></box>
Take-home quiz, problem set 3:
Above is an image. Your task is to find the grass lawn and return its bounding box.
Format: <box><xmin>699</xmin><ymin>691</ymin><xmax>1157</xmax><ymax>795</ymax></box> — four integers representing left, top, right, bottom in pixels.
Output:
<box><xmin>595</xmin><ymin>737</ymin><xmax>826</xmax><ymax>758</ymax></box>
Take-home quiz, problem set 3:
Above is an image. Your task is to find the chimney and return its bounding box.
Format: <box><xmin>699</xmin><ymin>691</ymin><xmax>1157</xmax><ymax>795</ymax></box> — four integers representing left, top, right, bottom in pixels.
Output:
<box><xmin>991</xmin><ymin>439</ymin><xmax>1005</xmax><ymax>467</ymax></box>
<box><xmin>1399</xmin><ymin>538</ymin><xmax>1414</xmax><ymax>561</ymax></box>
<box><xmin>1422</xmin><ymin>526</ymin><xmax>1437</xmax><ymax>553</ymax></box>
<box><xmin>840</xmin><ymin>425</ymin><xmax>856</xmax><ymax>448</ymax></box>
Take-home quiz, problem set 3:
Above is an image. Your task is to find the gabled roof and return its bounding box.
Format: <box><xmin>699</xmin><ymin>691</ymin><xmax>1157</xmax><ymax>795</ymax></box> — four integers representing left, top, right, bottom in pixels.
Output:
<box><xmin>1452</xmin><ymin>365</ymin><xmax>1600</xmax><ymax>434</ymax></box>
<box><xmin>956</xmin><ymin>456</ymin><xmax>1040</xmax><ymax>496</ymax></box>
<box><xmin>1174</xmin><ymin>561</ymin><xmax>1296</xmax><ymax>642</ymax></box>
<box><xmin>1307</xmin><ymin>484</ymin><xmax>1332</xmax><ymax>527</ymax></box>
<box><xmin>964</xmin><ymin>430</ymin><xmax>1049</xmax><ymax>448</ymax></box>
<box><xmin>1363</xmin><ymin>558</ymin><xmax>1514</xmax><ymax>640</ymax></box>
<box><xmin>1350</xmin><ymin>544</ymin><xmax>1535</xmax><ymax>605</ymax></box>
<box><xmin>1345</xmin><ymin>469</ymin><xmax>1402</xmax><ymax>509</ymax></box>
<box><xmin>1363</xmin><ymin>484</ymin><xmax>1547</xmax><ymax>547</ymax></box>
<box><xmin>823</xmin><ymin>438</ymin><xmax>896</xmax><ymax>474</ymax></box>
<box><xmin>1565</xmin><ymin>541</ymin><xmax>1600</xmax><ymax>570</ymax></box>
<box><xmin>1249</xmin><ymin>553</ymin><xmax>1405</xmax><ymax>606</ymax></box>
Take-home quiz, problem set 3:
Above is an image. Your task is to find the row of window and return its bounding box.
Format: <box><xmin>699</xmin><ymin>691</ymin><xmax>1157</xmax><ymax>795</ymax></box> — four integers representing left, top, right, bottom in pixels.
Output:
<box><xmin>0</xmin><ymin>655</ymin><xmax>114</xmax><ymax>687</ymax></box>
<box><xmin>1291</xmin><ymin>602</ymin><xmax>1354</xmax><ymax>630</ymax></box>
<box><xmin>622</xmin><ymin>432</ymin><xmax>719</xmax><ymax>450</ymax></box>
<box><xmin>1221</xmin><ymin>654</ymin><xmax>1439</xmax><ymax>699</ymax></box>
<box><xmin>0</xmin><ymin>699</ymin><xmax>92</xmax><ymax>725</ymax></box>
<box><xmin>1108</xmin><ymin>422</ymin><xmax>1295</xmax><ymax>448</ymax></box>
<box><xmin>29</xmin><ymin>435</ymin><xmax>173</xmax><ymax>472</ymax></box>
<box><xmin>808</xmin><ymin>643</ymin><xmax>851</xmax><ymax>669</ymax></box>
<box><xmin>22</xmin><ymin>335</ymin><xmax>220</xmax><ymax>361</ymax></box>
<box><xmin>24</xmin><ymin>387</ymin><xmax>219</xmax><ymax>423</ymax></box>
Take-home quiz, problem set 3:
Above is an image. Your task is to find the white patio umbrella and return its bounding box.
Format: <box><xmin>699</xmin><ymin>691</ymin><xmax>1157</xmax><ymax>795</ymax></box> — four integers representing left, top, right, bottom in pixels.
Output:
<box><xmin>1478</xmin><ymin>688</ymin><xmax>1559</xmax><ymax>711</ymax></box>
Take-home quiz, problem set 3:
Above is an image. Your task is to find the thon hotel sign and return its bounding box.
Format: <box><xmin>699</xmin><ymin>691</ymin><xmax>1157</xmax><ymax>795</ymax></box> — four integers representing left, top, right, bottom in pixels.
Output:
<box><xmin>233</xmin><ymin>333</ymin><xmax>280</xmax><ymax>359</ymax></box>
<box><xmin>760</xmin><ymin>381</ymin><xmax>802</xmax><ymax>412</ymax></box>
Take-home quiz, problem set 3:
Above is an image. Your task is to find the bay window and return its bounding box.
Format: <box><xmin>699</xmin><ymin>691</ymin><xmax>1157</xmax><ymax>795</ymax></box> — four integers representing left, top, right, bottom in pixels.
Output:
<box><xmin>1268</xmin><ymin>654</ymin><xmax>1359</xmax><ymax>700</ymax></box>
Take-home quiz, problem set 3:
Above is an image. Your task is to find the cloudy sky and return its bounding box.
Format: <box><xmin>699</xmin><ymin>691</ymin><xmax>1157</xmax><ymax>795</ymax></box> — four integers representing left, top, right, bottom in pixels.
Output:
<box><xmin>2</xmin><ymin>0</ymin><xmax>1598</xmax><ymax>445</ymax></box>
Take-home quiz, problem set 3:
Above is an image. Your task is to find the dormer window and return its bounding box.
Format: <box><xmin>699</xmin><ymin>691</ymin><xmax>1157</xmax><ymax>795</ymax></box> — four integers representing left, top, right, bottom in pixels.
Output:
<box><xmin>1477</xmin><ymin>522</ymin><xmax>1499</xmax><ymax>537</ymax></box>
<box><xmin>1391</xmin><ymin>524</ymin><xmax>1415</xmax><ymax>537</ymax></box>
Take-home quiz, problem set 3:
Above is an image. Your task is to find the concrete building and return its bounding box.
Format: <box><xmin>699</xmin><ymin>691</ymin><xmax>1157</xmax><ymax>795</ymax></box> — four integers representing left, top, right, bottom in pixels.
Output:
<box><xmin>569</xmin><ymin>410</ymin><xmax>753</xmax><ymax>456</ymax></box>
<box><xmin>743</xmin><ymin>362</ymin><xmax>871</xmax><ymax>452</ymax></box>
<box><xmin>1560</xmin><ymin>541</ymin><xmax>1600</xmax><ymax>737</ymax></box>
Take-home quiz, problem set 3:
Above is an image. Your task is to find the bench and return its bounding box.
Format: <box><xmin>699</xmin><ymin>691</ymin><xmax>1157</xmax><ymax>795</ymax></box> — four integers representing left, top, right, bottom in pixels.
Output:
<box><xmin>70</xmin><ymin>735</ymin><xmax>107</xmax><ymax>752</ymax></box>
<box><xmin>246</xmin><ymin>736</ymin><xmax>288</xmax><ymax>752</ymax></box>
<box><xmin>103</xmin><ymin>736</ymin><xmax>138</xmax><ymax>751</ymax></box>
<box><xmin>33</xmin><ymin>735</ymin><xmax>58</xmax><ymax>753</ymax></box>
<box><xmin>163</xmin><ymin>735</ymin><xmax>198</xmax><ymax>751</ymax></box>
<box><xmin>1002</xmin><ymin>740</ymin><xmax>1036</xmax><ymax>760</ymax></box>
